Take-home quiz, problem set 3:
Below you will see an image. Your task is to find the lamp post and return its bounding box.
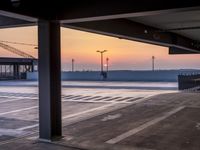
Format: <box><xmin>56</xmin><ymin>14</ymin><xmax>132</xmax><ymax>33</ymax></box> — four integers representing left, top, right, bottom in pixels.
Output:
<box><xmin>106</xmin><ymin>57</ymin><xmax>109</xmax><ymax>72</ymax></box>
<box><xmin>152</xmin><ymin>56</ymin><xmax>155</xmax><ymax>71</ymax></box>
<box><xmin>96</xmin><ymin>50</ymin><xmax>107</xmax><ymax>74</ymax></box>
<box><xmin>72</xmin><ymin>59</ymin><xmax>74</xmax><ymax>72</ymax></box>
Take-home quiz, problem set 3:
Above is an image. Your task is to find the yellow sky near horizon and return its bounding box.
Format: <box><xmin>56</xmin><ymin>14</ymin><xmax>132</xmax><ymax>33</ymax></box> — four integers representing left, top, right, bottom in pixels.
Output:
<box><xmin>0</xmin><ymin>26</ymin><xmax>200</xmax><ymax>71</ymax></box>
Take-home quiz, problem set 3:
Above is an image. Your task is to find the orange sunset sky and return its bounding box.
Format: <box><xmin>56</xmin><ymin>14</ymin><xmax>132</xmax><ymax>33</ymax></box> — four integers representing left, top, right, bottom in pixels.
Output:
<box><xmin>0</xmin><ymin>26</ymin><xmax>200</xmax><ymax>71</ymax></box>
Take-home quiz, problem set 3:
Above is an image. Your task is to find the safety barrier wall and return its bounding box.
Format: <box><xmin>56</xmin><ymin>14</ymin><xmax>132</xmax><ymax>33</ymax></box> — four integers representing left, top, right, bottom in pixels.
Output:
<box><xmin>178</xmin><ymin>74</ymin><xmax>200</xmax><ymax>90</ymax></box>
<box><xmin>27</xmin><ymin>70</ymin><xmax>200</xmax><ymax>82</ymax></box>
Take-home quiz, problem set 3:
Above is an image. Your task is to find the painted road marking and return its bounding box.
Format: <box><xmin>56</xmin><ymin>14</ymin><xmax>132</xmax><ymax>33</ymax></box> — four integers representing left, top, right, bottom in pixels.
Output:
<box><xmin>0</xmin><ymin>95</ymin><xmax>153</xmax><ymax>120</ymax></box>
<box><xmin>0</xmin><ymin>98</ymin><xmax>26</xmax><ymax>104</ymax></box>
<box><xmin>101</xmin><ymin>114</ymin><xmax>122</xmax><ymax>121</ymax></box>
<box><xmin>0</xmin><ymin>94</ymin><xmax>144</xmax><ymax>104</ymax></box>
<box><xmin>0</xmin><ymin>106</ymin><xmax>38</xmax><ymax>116</ymax></box>
<box><xmin>17</xmin><ymin>103</ymin><xmax>116</xmax><ymax>131</ymax></box>
<box><xmin>0</xmin><ymin>95</ymin><xmax>37</xmax><ymax>100</ymax></box>
<box><xmin>0</xmin><ymin>128</ymin><xmax>26</xmax><ymax>137</ymax></box>
<box><xmin>106</xmin><ymin>106</ymin><xmax>185</xmax><ymax>144</ymax></box>
<box><xmin>17</xmin><ymin>124</ymin><xmax>39</xmax><ymax>131</ymax></box>
<box><xmin>62</xmin><ymin>103</ymin><xmax>115</xmax><ymax>119</ymax></box>
<box><xmin>16</xmin><ymin>96</ymin><xmax>152</xmax><ymax>131</ymax></box>
<box><xmin>0</xmin><ymin>97</ymin><xmax>38</xmax><ymax>104</ymax></box>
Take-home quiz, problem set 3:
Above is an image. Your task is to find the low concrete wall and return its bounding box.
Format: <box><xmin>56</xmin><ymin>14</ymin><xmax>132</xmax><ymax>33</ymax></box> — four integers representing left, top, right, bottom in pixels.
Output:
<box><xmin>178</xmin><ymin>74</ymin><xmax>200</xmax><ymax>90</ymax></box>
<box><xmin>27</xmin><ymin>70</ymin><xmax>200</xmax><ymax>82</ymax></box>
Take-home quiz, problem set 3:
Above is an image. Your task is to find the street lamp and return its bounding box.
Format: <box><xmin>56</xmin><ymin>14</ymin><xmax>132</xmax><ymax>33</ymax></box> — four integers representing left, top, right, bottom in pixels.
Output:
<box><xmin>96</xmin><ymin>50</ymin><xmax>107</xmax><ymax>74</ymax></box>
<box><xmin>152</xmin><ymin>56</ymin><xmax>155</xmax><ymax>71</ymax></box>
<box><xmin>106</xmin><ymin>57</ymin><xmax>109</xmax><ymax>72</ymax></box>
<box><xmin>72</xmin><ymin>59</ymin><xmax>75</xmax><ymax>72</ymax></box>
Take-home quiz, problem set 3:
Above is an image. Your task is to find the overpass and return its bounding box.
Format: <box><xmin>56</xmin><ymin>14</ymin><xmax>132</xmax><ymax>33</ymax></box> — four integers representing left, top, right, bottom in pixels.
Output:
<box><xmin>0</xmin><ymin>0</ymin><xmax>200</xmax><ymax>142</ymax></box>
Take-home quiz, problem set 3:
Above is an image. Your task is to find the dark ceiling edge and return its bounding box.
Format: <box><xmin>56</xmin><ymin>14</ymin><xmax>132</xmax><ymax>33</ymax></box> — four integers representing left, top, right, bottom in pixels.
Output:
<box><xmin>62</xmin><ymin>18</ymin><xmax>200</xmax><ymax>54</ymax></box>
<box><xmin>63</xmin><ymin>24</ymin><xmax>200</xmax><ymax>54</ymax></box>
<box><xmin>62</xmin><ymin>23</ymin><xmax>172</xmax><ymax>47</ymax></box>
<box><xmin>0</xmin><ymin>23</ymin><xmax>36</xmax><ymax>29</ymax></box>
<box><xmin>169</xmin><ymin>47</ymin><xmax>200</xmax><ymax>54</ymax></box>
<box><xmin>1</xmin><ymin>1</ymin><xmax>200</xmax><ymax>22</ymax></box>
<box><xmin>0</xmin><ymin>10</ymin><xmax>37</xmax><ymax>22</ymax></box>
<box><xmin>60</xmin><ymin>6</ymin><xmax>200</xmax><ymax>24</ymax></box>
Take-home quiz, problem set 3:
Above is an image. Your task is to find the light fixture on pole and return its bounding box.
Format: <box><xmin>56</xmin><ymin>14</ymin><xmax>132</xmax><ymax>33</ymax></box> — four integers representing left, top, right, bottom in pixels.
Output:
<box><xmin>152</xmin><ymin>56</ymin><xmax>155</xmax><ymax>71</ymax></box>
<box><xmin>106</xmin><ymin>57</ymin><xmax>109</xmax><ymax>72</ymax></box>
<box><xmin>72</xmin><ymin>59</ymin><xmax>75</xmax><ymax>72</ymax></box>
<box><xmin>96</xmin><ymin>50</ymin><xmax>107</xmax><ymax>74</ymax></box>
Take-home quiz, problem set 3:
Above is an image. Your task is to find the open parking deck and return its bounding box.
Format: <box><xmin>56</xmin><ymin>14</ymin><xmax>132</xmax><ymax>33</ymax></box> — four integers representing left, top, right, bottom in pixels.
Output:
<box><xmin>0</xmin><ymin>81</ymin><xmax>199</xmax><ymax>149</ymax></box>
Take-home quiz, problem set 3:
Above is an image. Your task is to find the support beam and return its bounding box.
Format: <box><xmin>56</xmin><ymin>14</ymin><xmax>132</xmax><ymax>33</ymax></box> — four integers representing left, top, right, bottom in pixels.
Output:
<box><xmin>63</xmin><ymin>19</ymin><xmax>200</xmax><ymax>53</ymax></box>
<box><xmin>0</xmin><ymin>15</ymin><xmax>34</xmax><ymax>28</ymax></box>
<box><xmin>38</xmin><ymin>20</ymin><xmax>62</xmax><ymax>141</ymax></box>
<box><xmin>59</xmin><ymin>1</ymin><xmax>200</xmax><ymax>23</ymax></box>
<box><xmin>0</xmin><ymin>1</ymin><xmax>200</xmax><ymax>22</ymax></box>
<box><xmin>169</xmin><ymin>47</ymin><xmax>200</xmax><ymax>54</ymax></box>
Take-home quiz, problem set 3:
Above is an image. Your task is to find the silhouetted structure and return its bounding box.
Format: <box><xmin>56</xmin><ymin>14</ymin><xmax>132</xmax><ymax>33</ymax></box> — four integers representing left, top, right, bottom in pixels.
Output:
<box><xmin>0</xmin><ymin>57</ymin><xmax>37</xmax><ymax>79</ymax></box>
<box><xmin>97</xmin><ymin>50</ymin><xmax>107</xmax><ymax>79</ymax></box>
<box><xmin>178</xmin><ymin>74</ymin><xmax>200</xmax><ymax>90</ymax></box>
<box><xmin>72</xmin><ymin>59</ymin><xmax>74</xmax><ymax>72</ymax></box>
<box><xmin>152</xmin><ymin>56</ymin><xmax>155</xmax><ymax>71</ymax></box>
<box><xmin>106</xmin><ymin>57</ymin><xmax>109</xmax><ymax>72</ymax></box>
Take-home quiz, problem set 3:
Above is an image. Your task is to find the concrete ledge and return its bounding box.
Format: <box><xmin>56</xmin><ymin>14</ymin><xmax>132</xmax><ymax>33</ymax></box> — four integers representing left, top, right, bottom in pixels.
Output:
<box><xmin>27</xmin><ymin>70</ymin><xmax>200</xmax><ymax>82</ymax></box>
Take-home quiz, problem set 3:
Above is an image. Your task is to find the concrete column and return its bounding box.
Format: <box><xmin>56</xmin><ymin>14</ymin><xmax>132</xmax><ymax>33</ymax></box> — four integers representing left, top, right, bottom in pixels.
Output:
<box><xmin>38</xmin><ymin>20</ymin><xmax>62</xmax><ymax>141</ymax></box>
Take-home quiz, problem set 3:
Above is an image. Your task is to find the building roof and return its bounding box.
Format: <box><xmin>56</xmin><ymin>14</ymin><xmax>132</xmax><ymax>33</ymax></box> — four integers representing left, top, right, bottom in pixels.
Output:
<box><xmin>0</xmin><ymin>57</ymin><xmax>37</xmax><ymax>65</ymax></box>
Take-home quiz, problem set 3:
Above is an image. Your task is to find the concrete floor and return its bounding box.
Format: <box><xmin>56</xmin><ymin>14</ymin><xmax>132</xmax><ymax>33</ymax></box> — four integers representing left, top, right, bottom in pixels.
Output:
<box><xmin>0</xmin><ymin>81</ymin><xmax>199</xmax><ymax>150</ymax></box>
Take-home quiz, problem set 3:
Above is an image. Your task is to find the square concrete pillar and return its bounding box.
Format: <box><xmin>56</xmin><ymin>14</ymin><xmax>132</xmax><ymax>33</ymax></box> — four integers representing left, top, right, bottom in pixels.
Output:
<box><xmin>38</xmin><ymin>20</ymin><xmax>62</xmax><ymax>141</ymax></box>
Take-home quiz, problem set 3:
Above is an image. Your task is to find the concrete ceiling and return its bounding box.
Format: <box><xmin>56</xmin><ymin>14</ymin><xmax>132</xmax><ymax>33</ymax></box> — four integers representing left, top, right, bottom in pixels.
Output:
<box><xmin>128</xmin><ymin>10</ymin><xmax>200</xmax><ymax>41</ymax></box>
<box><xmin>1</xmin><ymin>0</ymin><xmax>200</xmax><ymax>53</ymax></box>
<box><xmin>0</xmin><ymin>15</ymin><xmax>34</xmax><ymax>28</ymax></box>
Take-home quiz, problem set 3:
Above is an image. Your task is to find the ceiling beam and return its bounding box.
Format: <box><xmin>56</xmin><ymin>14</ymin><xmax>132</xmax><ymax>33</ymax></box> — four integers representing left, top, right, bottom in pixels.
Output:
<box><xmin>0</xmin><ymin>0</ymin><xmax>200</xmax><ymax>22</ymax></box>
<box><xmin>169</xmin><ymin>47</ymin><xmax>200</xmax><ymax>54</ymax></box>
<box><xmin>0</xmin><ymin>10</ymin><xmax>37</xmax><ymax>22</ymax></box>
<box><xmin>63</xmin><ymin>19</ymin><xmax>200</xmax><ymax>53</ymax></box>
<box><xmin>60</xmin><ymin>1</ymin><xmax>200</xmax><ymax>23</ymax></box>
<box><xmin>0</xmin><ymin>15</ymin><xmax>35</xmax><ymax>28</ymax></box>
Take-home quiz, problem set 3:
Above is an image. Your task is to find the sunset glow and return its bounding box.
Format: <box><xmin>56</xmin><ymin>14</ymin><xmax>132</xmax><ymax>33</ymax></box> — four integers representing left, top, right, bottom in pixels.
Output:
<box><xmin>0</xmin><ymin>26</ymin><xmax>200</xmax><ymax>71</ymax></box>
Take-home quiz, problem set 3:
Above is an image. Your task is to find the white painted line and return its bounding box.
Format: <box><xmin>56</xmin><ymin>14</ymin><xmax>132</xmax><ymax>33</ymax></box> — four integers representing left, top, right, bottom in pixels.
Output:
<box><xmin>16</xmin><ymin>103</ymin><xmax>116</xmax><ymax>131</ymax></box>
<box><xmin>62</xmin><ymin>103</ymin><xmax>115</xmax><ymax>119</ymax></box>
<box><xmin>0</xmin><ymin>95</ymin><xmax>37</xmax><ymax>100</ymax></box>
<box><xmin>106</xmin><ymin>106</ymin><xmax>185</xmax><ymax>144</ymax></box>
<box><xmin>0</xmin><ymin>106</ymin><xmax>38</xmax><ymax>116</ymax></box>
<box><xmin>17</xmin><ymin>124</ymin><xmax>39</xmax><ymax>131</ymax></box>
<box><xmin>0</xmin><ymin>128</ymin><xmax>26</xmax><ymax>136</ymax></box>
<box><xmin>16</xmin><ymin>95</ymin><xmax>152</xmax><ymax>131</ymax></box>
<box><xmin>26</xmin><ymin>135</ymin><xmax>39</xmax><ymax>140</ymax></box>
<box><xmin>62</xmin><ymin>95</ymin><xmax>153</xmax><ymax>104</ymax></box>
<box><xmin>0</xmin><ymin>98</ymin><xmax>34</xmax><ymax>104</ymax></box>
<box><xmin>63</xmin><ymin>99</ymin><xmax>130</xmax><ymax>104</ymax></box>
<box><xmin>0</xmin><ymin>94</ymin><xmax>36</xmax><ymax>98</ymax></box>
<box><xmin>127</xmin><ymin>95</ymin><xmax>153</xmax><ymax>105</ymax></box>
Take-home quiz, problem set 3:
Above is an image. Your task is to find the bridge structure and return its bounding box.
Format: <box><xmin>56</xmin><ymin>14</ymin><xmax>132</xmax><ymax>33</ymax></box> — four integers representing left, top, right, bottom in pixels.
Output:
<box><xmin>0</xmin><ymin>0</ymin><xmax>200</xmax><ymax>142</ymax></box>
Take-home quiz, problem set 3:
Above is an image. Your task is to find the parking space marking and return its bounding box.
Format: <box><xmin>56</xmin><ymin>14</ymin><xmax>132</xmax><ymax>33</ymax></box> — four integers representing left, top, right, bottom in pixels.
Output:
<box><xmin>16</xmin><ymin>103</ymin><xmax>116</xmax><ymax>131</ymax></box>
<box><xmin>62</xmin><ymin>103</ymin><xmax>115</xmax><ymax>119</ymax></box>
<box><xmin>0</xmin><ymin>98</ymin><xmax>37</xmax><ymax>104</ymax></box>
<box><xmin>0</xmin><ymin>92</ymin><xmax>154</xmax><ymax>104</ymax></box>
<box><xmin>106</xmin><ymin>106</ymin><xmax>185</xmax><ymax>144</ymax></box>
<box><xmin>0</xmin><ymin>106</ymin><xmax>38</xmax><ymax>116</ymax></box>
<box><xmin>0</xmin><ymin>128</ymin><xmax>26</xmax><ymax>137</ymax></box>
<box><xmin>17</xmin><ymin>124</ymin><xmax>39</xmax><ymax>131</ymax></box>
